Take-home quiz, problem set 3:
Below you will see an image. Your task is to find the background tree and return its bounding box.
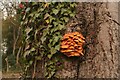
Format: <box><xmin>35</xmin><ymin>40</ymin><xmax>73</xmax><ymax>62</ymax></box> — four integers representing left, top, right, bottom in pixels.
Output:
<box><xmin>1</xmin><ymin>0</ymin><xmax>21</xmax><ymax>72</ymax></box>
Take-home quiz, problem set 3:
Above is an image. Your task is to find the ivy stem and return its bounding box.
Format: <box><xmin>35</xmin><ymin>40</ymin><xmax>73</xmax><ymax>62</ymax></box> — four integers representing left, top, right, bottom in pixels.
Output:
<box><xmin>32</xmin><ymin>60</ymin><xmax>37</xmax><ymax>79</ymax></box>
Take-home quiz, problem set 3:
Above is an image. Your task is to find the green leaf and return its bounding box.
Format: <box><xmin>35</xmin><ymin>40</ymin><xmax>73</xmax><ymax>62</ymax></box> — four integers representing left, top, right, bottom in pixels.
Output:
<box><xmin>37</xmin><ymin>8</ymin><xmax>44</xmax><ymax>12</ymax></box>
<box><xmin>49</xmin><ymin>16</ymin><xmax>55</xmax><ymax>23</ymax></box>
<box><xmin>24</xmin><ymin>47</ymin><xmax>35</xmax><ymax>58</ymax></box>
<box><xmin>52</xmin><ymin>9</ymin><xmax>59</xmax><ymax>15</ymax></box>
<box><xmin>52</xmin><ymin>36</ymin><xmax>59</xmax><ymax>46</ymax></box>
<box><xmin>61</xmin><ymin>8</ymin><xmax>67</xmax><ymax>14</ymax></box>
<box><xmin>49</xmin><ymin>39</ymin><xmax>53</xmax><ymax>43</ymax></box>
<box><xmin>50</xmin><ymin>28</ymin><xmax>55</xmax><ymax>33</ymax></box>
<box><xmin>25</xmin><ymin>27</ymin><xmax>32</xmax><ymax>35</ymax></box>
<box><xmin>48</xmin><ymin>43</ymin><xmax>52</xmax><ymax>49</ymax></box>
<box><xmin>29</xmin><ymin>13</ymin><xmax>34</xmax><ymax>17</ymax></box>
<box><xmin>55</xmin><ymin>44</ymin><xmax>60</xmax><ymax>51</ymax></box>
<box><xmin>58</xmin><ymin>3</ymin><xmax>64</xmax><ymax>8</ymax></box>
<box><xmin>43</xmin><ymin>28</ymin><xmax>49</xmax><ymax>37</ymax></box>
<box><xmin>35</xmin><ymin>56</ymin><xmax>42</xmax><ymax>60</ymax></box>
<box><xmin>25</xmin><ymin>8</ymin><xmax>30</xmax><ymax>12</ymax></box>
<box><xmin>35</xmin><ymin>29</ymin><xmax>38</xmax><ymax>40</ymax></box>
<box><xmin>29</xmin><ymin>60</ymin><xmax>33</xmax><ymax>65</ymax></box>
<box><xmin>48</xmin><ymin>25</ymin><xmax>52</xmax><ymax>28</ymax></box>
<box><xmin>24</xmin><ymin>51</ymin><xmax>30</xmax><ymax>58</ymax></box>
<box><xmin>70</xmin><ymin>13</ymin><xmax>75</xmax><ymax>17</ymax></box>
<box><xmin>31</xmin><ymin>47</ymin><xmax>36</xmax><ymax>52</ymax></box>
<box><xmin>51</xmin><ymin>71</ymin><xmax>55</xmax><ymax>76</ymax></box>
<box><xmin>53</xmin><ymin>22</ymin><xmax>58</xmax><ymax>26</ymax></box>
<box><xmin>63</xmin><ymin>13</ymin><xmax>68</xmax><ymax>16</ymax></box>
<box><xmin>32</xmin><ymin>2</ymin><xmax>37</xmax><ymax>6</ymax></box>
<box><xmin>41</xmin><ymin>36</ymin><xmax>46</xmax><ymax>44</ymax></box>
<box><xmin>41</xmin><ymin>28</ymin><xmax>49</xmax><ymax>43</ymax></box>
<box><xmin>70</xmin><ymin>3</ymin><xmax>76</xmax><ymax>8</ymax></box>
<box><xmin>58</xmin><ymin>24</ymin><xmax>65</xmax><ymax>30</ymax></box>
<box><xmin>50</xmin><ymin>47</ymin><xmax>57</xmax><ymax>55</ymax></box>
<box><xmin>25</xmin><ymin>35</ymin><xmax>30</xmax><ymax>41</ymax></box>
<box><xmin>35</xmin><ymin>13</ymin><xmax>40</xmax><ymax>18</ymax></box>
<box><xmin>44</xmin><ymin>13</ymin><xmax>50</xmax><ymax>19</ymax></box>
<box><xmin>45</xmin><ymin>72</ymin><xmax>48</xmax><ymax>77</ymax></box>
<box><xmin>48</xmin><ymin>54</ymin><xmax>53</xmax><ymax>59</ymax></box>
<box><xmin>64</xmin><ymin>17</ymin><xmax>69</xmax><ymax>22</ymax></box>
<box><xmin>46</xmin><ymin>20</ymin><xmax>49</xmax><ymax>24</ymax></box>
<box><xmin>39</xmin><ymin>25</ymin><xmax>45</xmax><ymax>30</ymax></box>
<box><xmin>55</xmin><ymin>32</ymin><xmax>61</xmax><ymax>36</ymax></box>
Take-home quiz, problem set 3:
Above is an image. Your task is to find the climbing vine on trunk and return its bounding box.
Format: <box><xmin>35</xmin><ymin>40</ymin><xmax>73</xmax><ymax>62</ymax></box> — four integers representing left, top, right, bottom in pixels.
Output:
<box><xmin>17</xmin><ymin>2</ymin><xmax>77</xmax><ymax>78</ymax></box>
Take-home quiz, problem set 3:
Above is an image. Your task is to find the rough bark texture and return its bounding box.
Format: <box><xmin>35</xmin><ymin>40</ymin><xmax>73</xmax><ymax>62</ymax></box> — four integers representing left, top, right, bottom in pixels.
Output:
<box><xmin>78</xmin><ymin>2</ymin><xmax>119</xmax><ymax>78</ymax></box>
<box><xmin>35</xmin><ymin>2</ymin><xmax>119</xmax><ymax>79</ymax></box>
<box><xmin>56</xmin><ymin>2</ymin><xmax>119</xmax><ymax>78</ymax></box>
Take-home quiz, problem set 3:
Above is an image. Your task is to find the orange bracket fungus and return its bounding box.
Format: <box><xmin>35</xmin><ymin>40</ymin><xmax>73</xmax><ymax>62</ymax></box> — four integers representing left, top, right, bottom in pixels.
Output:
<box><xmin>60</xmin><ymin>32</ymin><xmax>85</xmax><ymax>57</ymax></box>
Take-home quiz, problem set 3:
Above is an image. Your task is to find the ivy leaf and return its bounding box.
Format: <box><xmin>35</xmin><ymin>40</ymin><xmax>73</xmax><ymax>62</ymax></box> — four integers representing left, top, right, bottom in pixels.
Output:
<box><xmin>39</xmin><ymin>25</ymin><xmax>45</xmax><ymax>30</ymax></box>
<box><xmin>43</xmin><ymin>28</ymin><xmax>49</xmax><ymax>37</ymax></box>
<box><xmin>52</xmin><ymin>36</ymin><xmax>59</xmax><ymax>46</ymax></box>
<box><xmin>63</xmin><ymin>13</ymin><xmax>68</xmax><ymax>16</ymax></box>
<box><xmin>35</xmin><ymin>13</ymin><xmax>40</xmax><ymax>18</ymax></box>
<box><xmin>51</xmin><ymin>71</ymin><xmax>55</xmax><ymax>77</ymax></box>
<box><xmin>58</xmin><ymin>3</ymin><xmax>64</xmax><ymax>8</ymax></box>
<box><xmin>44</xmin><ymin>3</ymin><xmax>49</xmax><ymax>8</ymax></box>
<box><xmin>30</xmin><ymin>47</ymin><xmax>36</xmax><ymax>52</ymax></box>
<box><xmin>25</xmin><ymin>27</ymin><xmax>32</xmax><ymax>35</ymax></box>
<box><xmin>41</xmin><ymin>36</ymin><xmax>46</xmax><ymax>44</ymax></box>
<box><xmin>70</xmin><ymin>3</ymin><xmax>76</xmax><ymax>8</ymax></box>
<box><xmin>46</xmin><ymin>20</ymin><xmax>49</xmax><ymax>24</ymax></box>
<box><xmin>49</xmin><ymin>39</ymin><xmax>53</xmax><ymax>43</ymax></box>
<box><xmin>53</xmin><ymin>22</ymin><xmax>58</xmax><ymax>26</ymax></box>
<box><xmin>29</xmin><ymin>60</ymin><xmax>33</xmax><ymax>65</ymax></box>
<box><xmin>51</xmin><ymin>47</ymin><xmax>57</xmax><ymax>55</ymax></box>
<box><xmin>55</xmin><ymin>32</ymin><xmax>60</xmax><ymax>36</ymax></box>
<box><xmin>48</xmin><ymin>43</ymin><xmax>52</xmax><ymax>49</ymax></box>
<box><xmin>64</xmin><ymin>17</ymin><xmax>69</xmax><ymax>22</ymax></box>
<box><xmin>25</xmin><ymin>8</ymin><xmax>30</xmax><ymax>12</ymax></box>
<box><xmin>58</xmin><ymin>24</ymin><xmax>65</xmax><ymax>30</ymax></box>
<box><xmin>48</xmin><ymin>25</ymin><xmax>52</xmax><ymax>28</ymax></box>
<box><xmin>49</xmin><ymin>16</ymin><xmax>55</xmax><ymax>23</ymax></box>
<box><xmin>47</xmin><ymin>54</ymin><xmax>53</xmax><ymax>59</ymax></box>
<box><xmin>50</xmin><ymin>28</ymin><xmax>54</xmax><ymax>33</ymax></box>
<box><xmin>61</xmin><ymin>8</ymin><xmax>67</xmax><ymax>14</ymax></box>
<box><xmin>32</xmin><ymin>2</ymin><xmax>37</xmax><ymax>6</ymax></box>
<box><xmin>35</xmin><ymin>29</ymin><xmax>38</xmax><ymax>40</ymax></box>
<box><xmin>35</xmin><ymin>56</ymin><xmax>42</xmax><ymax>60</ymax></box>
<box><xmin>24</xmin><ymin>48</ymin><xmax>35</xmax><ymax>58</ymax></box>
<box><xmin>41</xmin><ymin>28</ymin><xmax>48</xmax><ymax>43</ymax></box>
<box><xmin>44</xmin><ymin>13</ymin><xmax>50</xmax><ymax>20</ymax></box>
<box><xmin>29</xmin><ymin>13</ymin><xmax>34</xmax><ymax>17</ymax></box>
<box><xmin>24</xmin><ymin>50</ymin><xmax>30</xmax><ymax>58</ymax></box>
<box><xmin>37</xmin><ymin>8</ymin><xmax>44</xmax><ymax>12</ymax></box>
<box><xmin>26</xmin><ymin>35</ymin><xmax>30</xmax><ymax>41</ymax></box>
<box><xmin>55</xmin><ymin>44</ymin><xmax>60</xmax><ymax>51</ymax></box>
<box><xmin>70</xmin><ymin>13</ymin><xmax>75</xmax><ymax>17</ymax></box>
<box><xmin>52</xmin><ymin>9</ymin><xmax>59</xmax><ymax>15</ymax></box>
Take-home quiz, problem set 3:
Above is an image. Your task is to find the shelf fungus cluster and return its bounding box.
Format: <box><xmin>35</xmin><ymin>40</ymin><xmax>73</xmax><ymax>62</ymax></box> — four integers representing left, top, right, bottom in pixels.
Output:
<box><xmin>60</xmin><ymin>32</ymin><xmax>85</xmax><ymax>57</ymax></box>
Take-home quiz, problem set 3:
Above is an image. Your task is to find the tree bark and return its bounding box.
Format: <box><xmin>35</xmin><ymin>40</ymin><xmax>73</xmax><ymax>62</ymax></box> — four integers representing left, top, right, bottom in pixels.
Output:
<box><xmin>56</xmin><ymin>2</ymin><xmax>119</xmax><ymax>78</ymax></box>
<box><xmin>35</xmin><ymin>2</ymin><xmax>119</xmax><ymax>79</ymax></box>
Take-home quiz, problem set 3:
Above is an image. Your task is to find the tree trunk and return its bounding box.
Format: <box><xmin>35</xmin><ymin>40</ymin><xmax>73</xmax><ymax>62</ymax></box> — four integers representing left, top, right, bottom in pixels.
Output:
<box><xmin>5</xmin><ymin>58</ymin><xmax>9</xmax><ymax>72</ymax></box>
<box><xmin>35</xmin><ymin>2</ymin><xmax>119</xmax><ymax>79</ymax></box>
<box><xmin>56</xmin><ymin>2</ymin><xmax>119</xmax><ymax>78</ymax></box>
<box><xmin>78</xmin><ymin>2</ymin><xmax>119</xmax><ymax>78</ymax></box>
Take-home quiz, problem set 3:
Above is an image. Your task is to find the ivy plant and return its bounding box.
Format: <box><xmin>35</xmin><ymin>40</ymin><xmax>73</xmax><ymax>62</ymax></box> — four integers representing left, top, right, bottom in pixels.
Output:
<box><xmin>17</xmin><ymin>2</ymin><xmax>77</xmax><ymax>78</ymax></box>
